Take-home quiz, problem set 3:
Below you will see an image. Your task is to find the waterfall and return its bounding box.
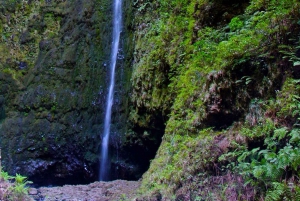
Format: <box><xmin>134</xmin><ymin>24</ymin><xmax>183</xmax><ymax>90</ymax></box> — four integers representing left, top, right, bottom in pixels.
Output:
<box><xmin>99</xmin><ymin>0</ymin><xmax>122</xmax><ymax>181</ymax></box>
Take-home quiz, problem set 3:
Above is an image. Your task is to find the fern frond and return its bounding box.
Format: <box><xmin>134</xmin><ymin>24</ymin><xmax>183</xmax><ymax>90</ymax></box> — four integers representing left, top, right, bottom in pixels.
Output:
<box><xmin>273</xmin><ymin>127</ymin><xmax>288</xmax><ymax>141</ymax></box>
<box><xmin>265</xmin><ymin>164</ymin><xmax>282</xmax><ymax>181</ymax></box>
<box><xmin>253</xmin><ymin>166</ymin><xmax>265</xmax><ymax>179</ymax></box>
<box><xmin>293</xmin><ymin>186</ymin><xmax>300</xmax><ymax>201</ymax></box>
<box><xmin>289</xmin><ymin>129</ymin><xmax>300</xmax><ymax>144</ymax></box>
<box><xmin>265</xmin><ymin>182</ymin><xmax>285</xmax><ymax>201</ymax></box>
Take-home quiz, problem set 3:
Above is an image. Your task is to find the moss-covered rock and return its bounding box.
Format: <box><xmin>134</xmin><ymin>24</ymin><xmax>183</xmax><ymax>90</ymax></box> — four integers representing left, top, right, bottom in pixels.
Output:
<box><xmin>0</xmin><ymin>0</ymin><xmax>137</xmax><ymax>185</ymax></box>
<box><xmin>130</xmin><ymin>0</ymin><xmax>300</xmax><ymax>199</ymax></box>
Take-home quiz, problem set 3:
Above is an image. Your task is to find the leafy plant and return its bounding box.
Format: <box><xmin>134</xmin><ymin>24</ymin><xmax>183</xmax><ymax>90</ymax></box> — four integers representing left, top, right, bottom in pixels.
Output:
<box><xmin>235</xmin><ymin>76</ymin><xmax>253</xmax><ymax>85</ymax></box>
<box><xmin>0</xmin><ymin>170</ymin><xmax>32</xmax><ymax>201</ymax></box>
<box><xmin>0</xmin><ymin>171</ymin><xmax>13</xmax><ymax>181</ymax></box>
<box><xmin>14</xmin><ymin>173</ymin><xmax>27</xmax><ymax>184</ymax></box>
<box><xmin>280</xmin><ymin>44</ymin><xmax>300</xmax><ymax>67</ymax></box>
<box><xmin>233</xmin><ymin>126</ymin><xmax>300</xmax><ymax>200</ymax></box>
<box><xmin>219</xmin><ymin>77</ymin><xmax>300</xmax><ymax>200</ymax></box>
<box><xmin>265</xmin><ymin>182</ymin><xmax>300</xmax><ymax>201</ymax></box>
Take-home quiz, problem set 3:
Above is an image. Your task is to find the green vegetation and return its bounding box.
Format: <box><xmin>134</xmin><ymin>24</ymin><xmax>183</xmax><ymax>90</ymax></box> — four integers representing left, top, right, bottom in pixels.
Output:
<box><xmin>0</xmin><ymin>170</ymin><xmax>32</xmax><ymax>200</ymax></box>
<box><xmin>132</xmin><ymin>0</ymin><xmax>300</xmax><ymax>199</ymax></box>
<box><xmin>0</xmin><ymin>0</ymin><xmax>63</xmax><ymax>81</ymax></box>
<box><xmin>220</xmin><ymin>78</ymin><xmax>300</xmax><ymax>200</ymax></box>
<box><xmin>0</xmin><ymin>0</ymin><xmax>41</xmax><ymax>81</ymax></box>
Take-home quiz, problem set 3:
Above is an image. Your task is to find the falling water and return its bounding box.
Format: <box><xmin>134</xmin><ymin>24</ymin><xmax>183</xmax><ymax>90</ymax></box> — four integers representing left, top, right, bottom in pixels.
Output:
<box><xmin>99</xmin><ymin>0</ymin><xmax>122</xmax><ymax>181</ymax></box>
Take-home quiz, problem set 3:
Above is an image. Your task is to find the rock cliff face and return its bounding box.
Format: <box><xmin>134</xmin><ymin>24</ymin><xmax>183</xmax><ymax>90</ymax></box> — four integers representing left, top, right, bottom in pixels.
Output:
<box><xmin>0</xmin><ymin>0</ymin><xmax>139</xmax><ymax>185</ymax></box>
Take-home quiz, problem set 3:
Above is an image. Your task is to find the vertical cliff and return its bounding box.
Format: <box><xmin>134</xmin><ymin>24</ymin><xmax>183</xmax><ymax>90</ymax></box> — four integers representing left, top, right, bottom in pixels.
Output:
<box><xmin>0</xmin><ymin>0</ymin><xmax>137</xmax><ymax>185</ymax></box>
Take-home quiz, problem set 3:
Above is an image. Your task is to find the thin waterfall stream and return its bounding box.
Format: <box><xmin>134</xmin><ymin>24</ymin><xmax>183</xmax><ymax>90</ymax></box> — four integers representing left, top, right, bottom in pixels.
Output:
<box><xmin>99</xmin><ymin>0</ymin><xmax>122</xmax><ymax>181</ymax></box>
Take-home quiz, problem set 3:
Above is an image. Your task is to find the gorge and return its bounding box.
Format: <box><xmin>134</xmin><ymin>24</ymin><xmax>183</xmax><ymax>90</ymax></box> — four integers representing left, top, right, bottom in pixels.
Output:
<box><xmin>0</xmin><ymin>0</ymin><xmax>300</xmax><ymax>200</ymax></box>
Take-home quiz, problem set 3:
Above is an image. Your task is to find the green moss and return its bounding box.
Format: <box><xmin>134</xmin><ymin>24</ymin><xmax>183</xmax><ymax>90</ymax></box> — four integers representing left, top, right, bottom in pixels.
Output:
<box><xmin>43</xmin><ymin>12</ymin><xmax>61</xmax><ymax>39</ymax></box>
<box><xmin>276</xmin><ymin>78</ymin><xmax>300</xmax><ymax>120</ymax></box>
<box><xmin>0</xmin><ymin>0</ymin><xmax>43</xmax><ymax>81</ymax></box>
<box><xmin>139</xmin><ymin>129</ymin><xmax>216</xmax><ymax>197</ymax></box>
<box><xmin>133</xmin><ymin>0</ymin><xmax>300</xmax><ymax>199</ymax></box>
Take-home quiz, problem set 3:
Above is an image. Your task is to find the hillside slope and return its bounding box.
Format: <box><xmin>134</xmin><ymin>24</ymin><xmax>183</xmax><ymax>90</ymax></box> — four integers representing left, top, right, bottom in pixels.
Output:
<box><xmin>130</xmin><ymin>0</ymin><xmax>300</xmax><ymax>200</ymax></box>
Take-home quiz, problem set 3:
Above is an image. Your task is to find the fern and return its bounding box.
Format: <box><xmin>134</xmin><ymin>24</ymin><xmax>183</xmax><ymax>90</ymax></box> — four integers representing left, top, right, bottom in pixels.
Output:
<box><xmin>265</xmin><ymin>182</ymin><xmax>299</xmax><ymax>201</ymax></box>
<box><xmin>265</xmin><ymin>137</ymin><xmax>278</xmax><ymax>151</ymax></box>
<box><xmin>289</xmin><ymin>129</ymin><xmax>300</xmax><ymax>144</ymax></box>
<box><xmin>265</xmin><ymin>163</ymin><xmax>282</xmax><ymax>181</ymax></box>
<box><xmin>223</xmin><ymin>78</ymin><xmax>300</xmax><ymax>200</ymax></box>
<box><xmin>294</xmin><ymin>186</ymin><xmax>300</xmax><ymax>201</ymax></box>
<box><xmin>273</xmin><ymin>127</ymin><xmax>288</xmax><ymax>141</ymax></box>
<box><xmin>259</xmin><ymin>149</ymin><xmax>276</xmax><ymax>161</ymax></box>
<box><xmin>252</xmin><ymin>166</ymin><xmax>265</xmax><ymax>179</ymax></box>
<box><xmin>265</xmin><ymin>182</ymin><xmax>285</xmax><ymax>201</ymax></box>
<box><xmin>234</xmin><ymin>125</ymin><xmax>300</xmax><ymax>200</ymax></box>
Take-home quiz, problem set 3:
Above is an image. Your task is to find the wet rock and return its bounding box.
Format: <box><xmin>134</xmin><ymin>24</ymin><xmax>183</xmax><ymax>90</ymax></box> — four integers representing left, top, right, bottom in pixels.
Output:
<box><xmin>0</xmin><ymin>0</ymin><xmax>139</xmax><ymax>187</ymax></box>
<box><xmin>35</xmin><ymin>180</ymin><xmax>140</xmax><ymax>201</ymax></box>
<box><xmin>28</xmin><ymin>188</ymin><xmax>38</xmax><ymax>195</ymax></box>
<box><xmin>20</xmin><ymin>31</ymin><xmax>34</xmax><ymax>44</ymax></box>
<box><xmin>0</xmin><ymin>96</ymin><xmax>4</xmax><ymax>105</ymax></box>
<box><xmin>19</xmin><ymin>61</ymin><xmax>28</xmax><ymax>70</ymax></box>
<box><xmin>39</xmin><ymin>40</ymin><xmax>54</xmax><ymax>51</ymax></box>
